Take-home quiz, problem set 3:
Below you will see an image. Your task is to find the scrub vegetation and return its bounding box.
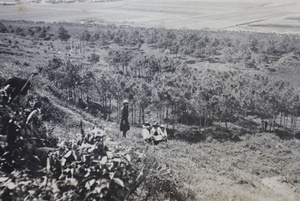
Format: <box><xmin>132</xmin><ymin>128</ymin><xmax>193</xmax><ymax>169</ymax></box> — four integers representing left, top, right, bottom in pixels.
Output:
<box><xmin>0</xmin><ymin>20</ymin><xmax>300</xmax><ymax>200</ymax></box>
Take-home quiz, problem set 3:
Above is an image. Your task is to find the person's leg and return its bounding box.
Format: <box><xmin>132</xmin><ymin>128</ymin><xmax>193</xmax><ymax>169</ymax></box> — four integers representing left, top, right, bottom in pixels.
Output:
<box><xmin>123</xmin><ymin>130</ymin><xmax>127</xmax><ymax>137</ymax></box>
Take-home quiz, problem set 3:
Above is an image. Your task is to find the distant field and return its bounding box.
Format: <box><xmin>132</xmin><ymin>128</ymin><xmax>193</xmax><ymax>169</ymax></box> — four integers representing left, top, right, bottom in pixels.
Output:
<box><xmin>0</xmin><ymin>0</ymin><xmax>300</xmax><ymax>34</ymax></box>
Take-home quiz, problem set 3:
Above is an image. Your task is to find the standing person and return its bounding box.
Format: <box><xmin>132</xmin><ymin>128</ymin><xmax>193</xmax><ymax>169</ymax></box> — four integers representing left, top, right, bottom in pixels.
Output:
<box><xmin>120</xmin><ymin>99</ymin><xmax>130</xmax><ymax>137</ymax></box>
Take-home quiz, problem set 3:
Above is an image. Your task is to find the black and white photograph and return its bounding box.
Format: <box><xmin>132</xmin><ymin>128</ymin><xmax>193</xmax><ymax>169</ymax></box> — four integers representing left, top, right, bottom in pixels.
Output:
<box><xmin>0</xmin><ymin>0</ymin><xmax>300</xmax><ymax>200</ymax></box>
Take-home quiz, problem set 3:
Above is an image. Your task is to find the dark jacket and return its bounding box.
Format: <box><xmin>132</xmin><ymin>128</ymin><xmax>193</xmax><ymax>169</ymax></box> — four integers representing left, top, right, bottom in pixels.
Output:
<box><xmin>120</xmin><ymin>106</ymin><xmax>130</xmax><ymax>131</ymax></box>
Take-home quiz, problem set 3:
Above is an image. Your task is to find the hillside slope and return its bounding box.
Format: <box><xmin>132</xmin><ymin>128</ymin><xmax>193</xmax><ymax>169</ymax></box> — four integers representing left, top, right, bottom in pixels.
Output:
<box><xmin>49</xmin><ymin>96</ymin><xmax>300</xmax><ymax>201</ymax></box>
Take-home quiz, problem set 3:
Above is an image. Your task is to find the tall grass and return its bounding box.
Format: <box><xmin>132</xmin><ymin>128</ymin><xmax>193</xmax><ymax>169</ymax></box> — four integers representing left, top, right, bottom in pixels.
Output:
<box><xmin>110</xmin><ymin>126</ymin><xmax>300</xmax><ymax>200</ymax></box>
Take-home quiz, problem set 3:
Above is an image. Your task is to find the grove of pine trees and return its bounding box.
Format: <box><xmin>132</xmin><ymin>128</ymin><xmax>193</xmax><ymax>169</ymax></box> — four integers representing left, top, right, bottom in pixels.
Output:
<box><xmin>2</xmin><ymin>21</ymin><xmax>300</xmax><ymax>133</ymax></box>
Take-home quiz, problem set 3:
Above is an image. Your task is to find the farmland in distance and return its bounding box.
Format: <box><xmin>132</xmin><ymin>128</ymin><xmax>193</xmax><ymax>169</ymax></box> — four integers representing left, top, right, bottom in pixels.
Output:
<box><xmin>0</xmin><ymin>0</ymin><xmax>300</xmax><ymax>34</ymax></box>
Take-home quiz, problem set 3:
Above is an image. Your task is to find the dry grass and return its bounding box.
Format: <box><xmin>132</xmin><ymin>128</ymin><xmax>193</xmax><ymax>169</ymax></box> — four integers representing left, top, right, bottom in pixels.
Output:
<box><xmin>1</xmin><ymin>85</ymin><xmax>298</xmax><ymax>200</ymax></box>
<box><xmin>114</xmin><ymin>126</ymin><xmax>300</xmax><ymax>200</ymax></box>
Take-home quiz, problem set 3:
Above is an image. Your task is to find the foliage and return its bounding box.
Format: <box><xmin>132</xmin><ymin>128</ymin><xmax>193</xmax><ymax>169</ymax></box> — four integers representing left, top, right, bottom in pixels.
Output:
<box><xmin>2</xmin><ymin>20</ymin><xmax>300</xmax><ymax>134</ymax></box>
<box><xmin>58</xmin><ymin>26</ymin><xmax>70</xmax><ymax>41</ymax></box>
<box><xmin>0</xmin><ymin>22</ymin><xmax>7</xmax><ymax>33</ymax></box>
<box><xmin>88</xmin><ymin>53</ymin><xmax>100</xmax><ymax>65</ymax></box>
<box><xmin>0</xmin><ymin>93</ymin><xmax>58</xmax><ymax>172</ymax></box>
<box><xmin>0</xmin><ymin>126</ymin><xmax>135</xmax><ymax>200</ymax></box>
<box><xmin>80</xmin><ymin>30</ymin><xmax>91</xmax><ymax>42</ymax></box>
<box><xmin>0</xmin><ymin>84</ymin><xmax>185</xmax><ymax>200</ymax></box>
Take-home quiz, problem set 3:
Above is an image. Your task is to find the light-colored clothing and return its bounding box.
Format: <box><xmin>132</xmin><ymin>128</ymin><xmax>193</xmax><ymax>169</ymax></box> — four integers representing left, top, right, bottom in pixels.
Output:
<box><xmin>142</xmin><ymin>127</ymin><xmax>152</xmax><ymax>140</ymax></box>
<box><xmin>159</xmin><ymin>127</ymin><xmax>168</xmax><ymax>140</ymax></box>
<box><xmin>151</xmin><ymin>127</ymin><xmax>163</xmax><ymax>141</ymax></box>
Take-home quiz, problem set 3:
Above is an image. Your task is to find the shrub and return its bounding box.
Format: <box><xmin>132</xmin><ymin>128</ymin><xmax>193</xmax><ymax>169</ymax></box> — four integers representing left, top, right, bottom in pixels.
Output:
<box><xmin>0</xmin><ymin>22</ymin><xmax>7</xmax><ymax>33</ymax></box>
<box><xmin>274</xmin><ymin>129</ymin><xmax>293</xmax><ymax>140</ymax></box>
<box><xmin>0</xmin><ymin>86</ymin><xmax>183</xmax><ymax>200</ymax></box>
<box><xmin>58</xmin><ymin>26</ymin><xmax>71</xmax><ymax>41</ymax></box>
<box><xmin>15</xmin><ymin>27</ymin><xmax>25</xmax><ymax>36</ymax></box>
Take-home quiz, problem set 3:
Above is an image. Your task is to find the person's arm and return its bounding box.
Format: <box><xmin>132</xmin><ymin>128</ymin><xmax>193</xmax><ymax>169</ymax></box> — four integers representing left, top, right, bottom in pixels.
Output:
<box><xmin>163</xmin><ymin>129</ymin><xmax>167</xmax><ymax>139</ymax></box>
<box><xmin>157</xmin><ymin>127</ymin><xmax>163</xmax><ymax>136</ymax></box>
<box><xmin>150</xmin><ymin>127</ymin><xmax>155</xmax><ymax>135</ymax></box>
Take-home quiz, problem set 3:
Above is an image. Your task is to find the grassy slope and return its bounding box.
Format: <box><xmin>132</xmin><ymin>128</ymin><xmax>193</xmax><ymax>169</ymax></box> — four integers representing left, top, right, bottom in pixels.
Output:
<box><xmin>83</xmin><ymin>117</ymin><xmax>300</xmax><ymax>201</ymax></box>
<box><xmin>33</xmin><ymin>86</ymin><xmax>300</xmax><ymax>201</ymax></box>
<box><xmin>18</xmin><ymin>83</ymin><xmax>300</xmax><ymax>200</ymax></box>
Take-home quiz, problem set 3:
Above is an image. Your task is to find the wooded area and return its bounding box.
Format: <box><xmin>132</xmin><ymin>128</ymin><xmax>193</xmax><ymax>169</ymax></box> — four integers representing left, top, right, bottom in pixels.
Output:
<box><xmin>1</xmin><ymin>20</ymin><xmax>300</xmax><ymax>133</ymax></box>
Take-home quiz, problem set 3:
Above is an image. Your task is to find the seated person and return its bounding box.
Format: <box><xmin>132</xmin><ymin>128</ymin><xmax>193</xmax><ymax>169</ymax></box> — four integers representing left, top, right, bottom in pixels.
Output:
<box><xmin>159</xmin><ymin>124</ymin><xmax>168</xmax><ymax>141</ymax></box>
<box><xmin>151</xmin><ymin>122</ymin><xmax>163</xmax><ymax>144</ymax></box>
<box><xmin>141</xmin><ymin>122</ymin><xmax>152</xmax><ymax>143</ymax></box>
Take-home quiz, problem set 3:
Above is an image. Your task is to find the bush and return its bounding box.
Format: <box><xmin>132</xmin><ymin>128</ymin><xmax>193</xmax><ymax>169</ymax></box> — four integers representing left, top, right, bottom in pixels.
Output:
<box><xmin>295</xmin><ymin>132</ymin><xmax>300</xmax><ymax>139</ymax></box>
<box><xmin>0</xmin><ymin>92</ymin><xmax>59</xmax><ymax>173</ymax></box>
<box><xmin>0</xmin><ymin>88</ymin><xmax>141</xmax><ymax>200</ymax></box>
<box><xmin>15</xmin><ymin>27</ymin><xmax>25</xmax><ymax>36</ymax></box>
<box><xmin>0</xmin><ymin>22</ymin><xmax>7</xmax><ymax>33</ymax></box>
<box><xmin>0</xmin><ymin>86</ymin><xmax>184</xmax><ymax>200</ymax></box>
<box><xmin>274</xmin><ymin>129</ymin><xmax>293</xmax><ymax>140</ymax></box>
<box><xmin>0</xmin><ymin>129</ymin><xmax>139</xmax><ymax>200</ymax></box>
<box><xmin>58</xmin><ymin>26</ymin><xmax>71</xmax><ymax>41</ymax></box>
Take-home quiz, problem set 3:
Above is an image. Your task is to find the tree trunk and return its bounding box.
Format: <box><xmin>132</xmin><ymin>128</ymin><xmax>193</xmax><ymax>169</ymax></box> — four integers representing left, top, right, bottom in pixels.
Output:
<box><xmin>138</xmin><ymin>65</ymin><xmax>141</xmax><ymax>78</ymax></box>
<box><xmin>166</xmin><ymin>105</ymin><xmax>169</xmax><ymax>129</ymax></box>
<box><xmin>109</xmin><ymin>98</ymin><xmax>111</xmax><ymax>120</ymax></box>
<box><xmin>291</xmin><ymin>115</ymin><xmax>296</xmax><ymax>133</ymax></box>
<box><xmin>172</xmin><ymin>104</ymin><xmax>175</xmax><ymax>130</ymax></box>
<box><xmin>271</xmin><ymin>116</ymin><xmax>275</xmax><ymax>131</ymax></box>
<box><xmin>131</xmin><ymin>104</ymin><xmax>134</xmax><ymax>125</ymax></box>
<box><xmin>142</xmin><ymin>107</ymin><xmax>145</xmax><ymax>124</ymax></box>
<box><xmin>74</xmin><ymin>87</ymin><xmax>77</xmax><ymax>105</ymax></box>
<box><xmin>133</xmin><ymin>103</ymin><xmax>136</xmax><ymax>125</ymax></box>
<box><xmin>295</xmin><ymin>116</ymin><xmax>298</xmax><ymax>130</ymax></box>
<box><xmin>261</xmin><ymin>119</ymin><xmax>264</xmax><ymax>131</ymax></box>
<box><xmin>139</xmin><ymin>106</ymin><xmax>142</xmax><ymax>125</ymax></box>
<box><xmin>117</xmin><ymin>99</ymin><xmax>120</xmax><ymax>124</ymax></box>
<box><xmin>268</xmin><ymin>118</ymin><xmax>271</xmax><ymax>131</ymax></box>
<box><xmin>159</xmin><ymin>108</ymin><xmax>162</xmax><ymax>124</ymax></box>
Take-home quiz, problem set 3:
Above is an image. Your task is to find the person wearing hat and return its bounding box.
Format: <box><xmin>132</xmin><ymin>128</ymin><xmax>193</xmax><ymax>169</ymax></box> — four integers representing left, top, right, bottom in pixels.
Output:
<box><xmin>150</xmin><ymin>122</ymin><xmax>163</xmax><ymax>145</ymax></box>
<box><xmin>120</xmin><ymin>99</ymin><xmax>130</xmax><ymax>137</ymax></box>
<box><xmin>159</xmin><ymin>124</ymin><xmax>168</xmax><ymax>141</ymax></box>
<box><xmin>141</xmin><ymin>122</ymin><xmax>153</xmax><ymax>143</ymax></box>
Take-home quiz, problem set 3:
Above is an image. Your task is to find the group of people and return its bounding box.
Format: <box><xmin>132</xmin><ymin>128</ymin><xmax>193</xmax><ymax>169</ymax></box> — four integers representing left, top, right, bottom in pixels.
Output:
<box><xmin>141</xmin><ymin>122</ymin><xmax>168</xmax><ymax>145</ymax></box>
<box><xmin>119</xmin><ymin>99</ymin><xmax>168</xmax><ymax>144</ymax></box>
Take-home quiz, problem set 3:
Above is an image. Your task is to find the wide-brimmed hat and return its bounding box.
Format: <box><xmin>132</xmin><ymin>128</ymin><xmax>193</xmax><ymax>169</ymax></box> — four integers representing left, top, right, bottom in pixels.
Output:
<box><xmin>160</xmin><ymin>124</ymin><xmax>165</xmax><ymax>128</ymax></box>
<box><xmin>143</xmin><ymin>122</ymin><xmax>151</xmax><ymax>129</ymax></box>
<box><xmin>122</xmin><ymin>99</ymin><xmax>129</xmax><ymax>104</ymax></box>
<box><xmin>144</xmin><ymin>122</ymin><xmax>151</xmax><ymax>126</ymax></box>
<box><xmin>153</xmin><ymin>122</ymin><xmax>159</xmax><ymax>127</ymax></box>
